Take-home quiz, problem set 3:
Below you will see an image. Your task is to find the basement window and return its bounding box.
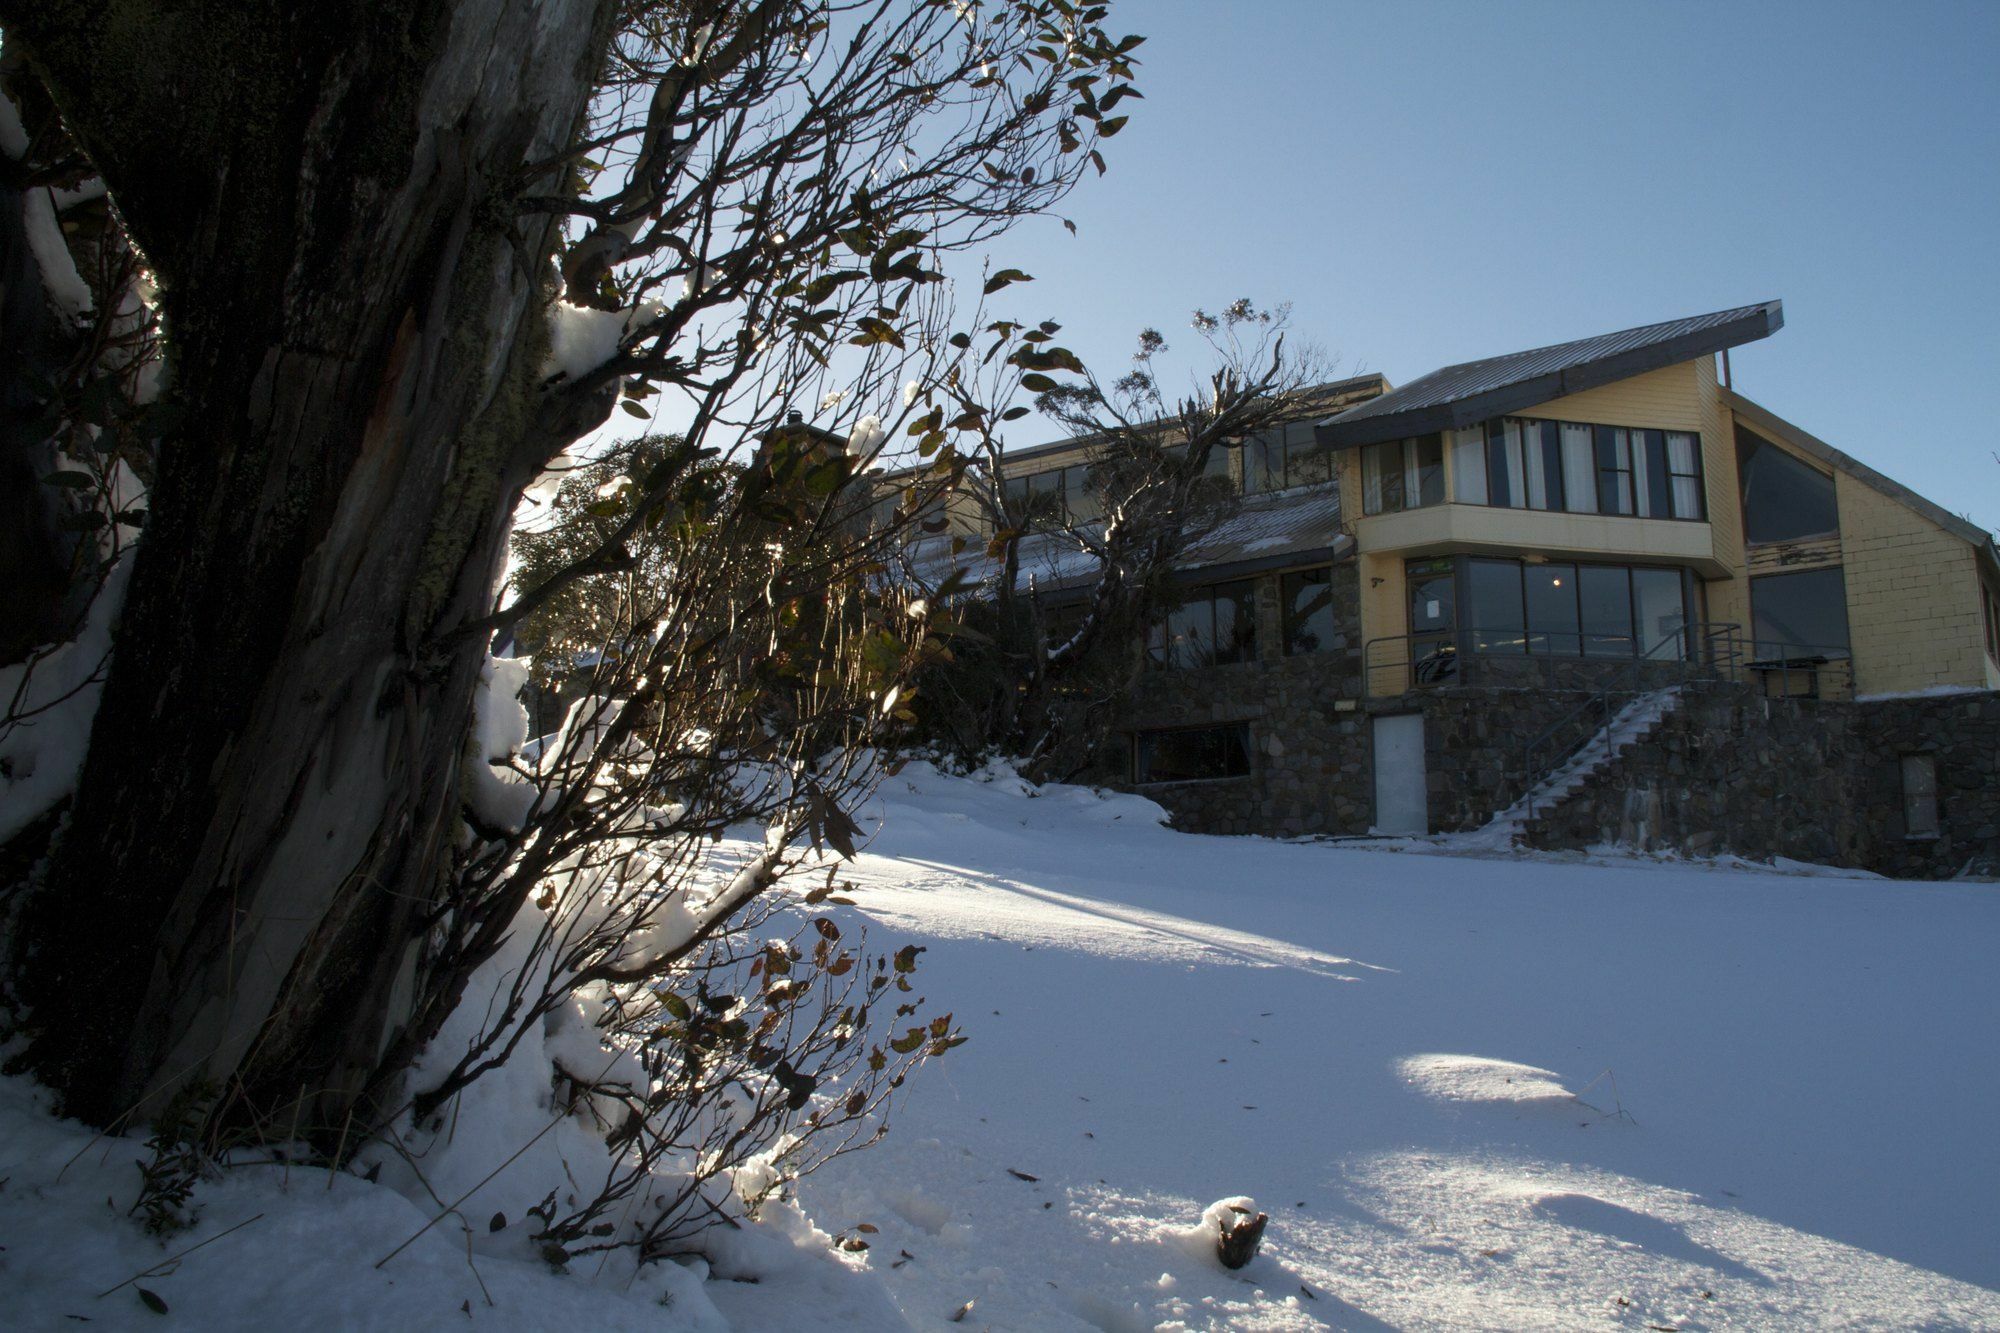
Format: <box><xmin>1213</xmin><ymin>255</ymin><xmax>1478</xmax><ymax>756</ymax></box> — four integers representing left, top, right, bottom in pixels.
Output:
<box><xmin>1131</xmin><ymin>723</ymin><xmax>1252</xmax><ymax>784</ymax></box>
<box><xmin>1901</xmin><ymin>754</ymin><xmax>1939</xmax><ymax>839</ymax></box>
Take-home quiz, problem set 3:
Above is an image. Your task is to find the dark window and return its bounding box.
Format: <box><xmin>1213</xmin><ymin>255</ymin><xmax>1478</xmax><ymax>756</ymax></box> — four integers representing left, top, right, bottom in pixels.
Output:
<box><xmin>1282</xmin><ymin>568</ymin><xmax>1339</xmax><ymax>655</ymax></box>
<box><xmin>1467</xmin><ymin>558</ymin><xmax>1527</xmax><ymax>654</ymax></box>
<box><xmin>1147</xmin><ymin>580</ymin><xmax>1258</xmax><ymax>669</ymax></box>
<box><xmin>1246</xmin><ymin>420</ymin><xmax>1334</xmax><ymax>494</ymax></box>
<box><xmin>1579</xmin><ymin>565</ymin><xmax>1635</xmax><ymax>658</ymax></box>
<box><xmin>1739</xmin><ymin>429</ymin><xmax>1838</xmax><ymax>544</ymax></box>
<box><xmin>1485</xmin><ymin>421</ymin><xmax>1519</xmax><ymax>508</ymax></box>
<box><xmin>1750</xmin><ymin>566</ymin><xmax>1851</xmax><ymax>658</ymax></box>
<box><xmin>1132</xmin><ymin>724</ymin><xmax>1252</xmax><ymax>784</ymax></box>
<box><xmin>1461</xmin><ymin>557</ymin><xmax>1693</xmax><ymax>661</ymax></box>
<box><xmin>1901</xmin><ymin>754</ymin><xmax>1939</xmax><ymax>838</ymax></box>
<box><xmin>1525</xmin><ymin>563</ymin><xmax>1580</xmax><ymax>656</ymax></box>
<box><xmin>1361</xmin><ymin>435</ymin><xmax>1444</xmax><ymax>516</ymax></box>
<box><xmin>1636</xmin><ymin>430</ymin><xmax>1673</xmax><ymax>518</ymax></box>
<box><xmin>1632</xmin><ymin>567</ymin><xmax>1690</xmax><ymax>658</ymax></box>
<box><xmin>1528</xmin><ymin>420</ymin><xmax>1565</xmax><ymax>511</ymax></box>
<box><xmin>1985</xmin><ymin>588</ymin><xmax>2000</xmax><ymax>660</ymax></box>
<box><xmin>1405</xmin><ymin>557</ymin><xmax>1458</xmax><ymax>684</ymax></box>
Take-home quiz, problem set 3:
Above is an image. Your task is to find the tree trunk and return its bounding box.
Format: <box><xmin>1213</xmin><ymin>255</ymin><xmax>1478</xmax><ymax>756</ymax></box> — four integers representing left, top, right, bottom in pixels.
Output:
<box><xmin>5</xmin><ymin>0</ymin><xmax>615</xmax><ymax>1139</ymax></box>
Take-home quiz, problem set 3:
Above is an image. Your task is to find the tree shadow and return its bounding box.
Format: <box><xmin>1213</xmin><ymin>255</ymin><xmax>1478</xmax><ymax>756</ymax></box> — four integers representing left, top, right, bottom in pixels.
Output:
<box><xmin>1532</xmin><ymin>1192</ymin><xmax>1773</xmax><ymax>1287</ymax></box>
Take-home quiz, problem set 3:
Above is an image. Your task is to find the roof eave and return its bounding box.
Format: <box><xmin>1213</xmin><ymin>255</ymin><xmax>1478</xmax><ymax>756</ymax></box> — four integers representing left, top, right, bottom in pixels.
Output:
<box><xmin>1316</xmin><ymin>302</ymin><xmax>1784</xmax><ymax>449</ymax></box>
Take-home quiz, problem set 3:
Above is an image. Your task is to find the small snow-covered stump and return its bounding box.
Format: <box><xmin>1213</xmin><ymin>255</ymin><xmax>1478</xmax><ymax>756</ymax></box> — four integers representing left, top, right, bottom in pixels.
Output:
<box><xmin>1204</xmin><ymin>1196</ymin><xmax>1268</xmax><ymax>1270</ymax></box>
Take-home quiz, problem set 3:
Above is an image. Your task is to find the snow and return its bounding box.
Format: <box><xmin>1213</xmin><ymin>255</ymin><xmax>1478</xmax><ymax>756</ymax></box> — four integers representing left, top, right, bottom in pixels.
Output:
<box><xmin>785</xmin><ymin>762</ymin><xmax>2000</xmax><ymax>1329</ymax></box>
<box><xmin>3</xmin><ymin>760</ymin><xmax>1996</xmax><ymax>1328</ymax></box>
<box><xmin>23</xmin><ymin>184</ymin><xmax>94</xmax><ymax>322</ymax></box>
<box><xmin>0</xmin><ymin>559</ymin><xmax>132</xmax><ymax>844</ymax></box>
<box><xmin>846</xmin><ymin>414</ymin><xmax>887</xmax><ymax>457</ymax></box>
<box><xmin>1854</xmin><ymin>683</ymin><xmax>1995</xmax><ymax>702</ymax></box>
<box><xmin>541</xmin><ymin>299</ymin><xmax>665</xmax><ymax>380</ymax></box>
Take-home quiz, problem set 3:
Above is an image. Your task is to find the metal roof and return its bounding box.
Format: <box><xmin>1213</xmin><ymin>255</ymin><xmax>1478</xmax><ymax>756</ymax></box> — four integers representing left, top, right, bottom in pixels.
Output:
<box><xmin>1317</xmin><ymin>301</ymin><xmax>1784</xmax><ymax>448</ymax></box>
<box><xmin>897</xmin><ymin>484</ymin><xmax>1350</xmax><ymax>600</ymax></box>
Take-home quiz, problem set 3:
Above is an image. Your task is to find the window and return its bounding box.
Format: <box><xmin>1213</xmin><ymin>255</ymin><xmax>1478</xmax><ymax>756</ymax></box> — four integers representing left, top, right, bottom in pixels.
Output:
<box><xmin>1131</xmin><ymin>723</ymin><xmax>1252</xmax><ymax>784</ymax></box>
<box><xmin>1282</xmin><ymin>568</ymin><xmax>1338</xmax><ymax>655</ymax></box>
<box><xmin>1666</xmin><ymin>432</ymin><xmax>1704</xmax><ymax>520</ymax></box>
<box><xmin>1467</xmin><ymin>558</ymin><xmax>1527</xmax><ymax>654</ymax></box>
<box><xmin>1361</xmin><ymin>435</ymin><xmax>1444</xmax><ymax>515</ymax></box>
<box><xmin>1001</xmin><ymin>462</ymin><xmax>1101</xmax><ymax>529</ymax></box>
<box><xmin>1750</xmin><ymin>566</ymin><xmax>1851</xmax><ymax>658</ymax></box>
<box><xmin>1631</xmin><ymin>567</ymin><xmax>1690</xmax><ymax>658</ymax></box>
<box><xmin>1246</xmin><ymin>420</ymin><xmax>1335</xmax><ymax>493</ymax></box>
<box><xmin>1901</xmin><ymin>754</ymin><xmax>1939</xmax><ymax>839</ymax></box>
<box><xmin>1448</xmin><ymin>418</ymin><xmax>1701</xmax><ymax>520</ymax></box>
<box><xmin>1147</xmin><ymin>580</ymin><xmax>1258</xmax><ymax>669</ymax></box>
<box><xmin>1985</xmin><ymin>587</ymin><xmax>2000</xmax><ymax>661</ymax></box>
<box><xmin>1406</xmin><ymin>558</ymin><xmax>1458</xmax><ymax>683</ymax></box>
<box><xmin>1450</xmin><ymin>426</ymin><xmax>1488</xmax><ymax>504</ymax></box>
<box><xmin>1595</xmin><ymin>425</ymin><xmax>1633</xmax><ymax>515</ymax></box>
<box><xmin>1524</xmin><ymin>563</ymin><xmax>1580</xmax><ymax>656</ymax></box>
<box><xmin>1460</xmin><ymin>558</ymin><xmax>1695</xmax><ymax>661</ymax></box>
<box><xmin>1165</xmin><ymin>440</ymin><xmax>1236</xmax><ymax>487</ymax></box>
<box><xmin>1738</xmin><ymin>428</ymin><xmax>1838</xmax><ymax>544</ymax></box>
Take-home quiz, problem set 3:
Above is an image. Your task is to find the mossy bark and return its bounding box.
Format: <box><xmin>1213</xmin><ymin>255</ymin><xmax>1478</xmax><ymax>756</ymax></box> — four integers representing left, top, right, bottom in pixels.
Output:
<box><xmin>3</xmin><ymin>0</ymin><xmax>616</xmax><ymax>1139</ymax></box>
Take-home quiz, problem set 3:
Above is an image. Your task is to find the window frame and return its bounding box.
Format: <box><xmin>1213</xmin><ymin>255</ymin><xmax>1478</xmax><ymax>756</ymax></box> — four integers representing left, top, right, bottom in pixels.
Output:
<box><xmin>1446</xmin><ymin>417</ymin><xmax>1705</xmax><ymax>522</ymax></box>
<box><xmin>1280</xmin><ymin>566</ymin><xmax>1339</xmax><ymax>656</ymax></box>
<box><xmin>1130</xmin><ymin>722</ymin><xmax>1254</xmax><ymax>785</ymax></box>
<box><xmin>1360</xmin><ymin>434</ymin><xmax>1444</xmax><ymax>516</ymax></box>
<box><xmin>1146</xmin><ymin>579</ymin><xmax>1260</xmax><ymax>670</ymax></box>
<box><xmin>1453</xmin><ymin>555</ymin><xmax>1697</xmax><ymax>661</ymax></box>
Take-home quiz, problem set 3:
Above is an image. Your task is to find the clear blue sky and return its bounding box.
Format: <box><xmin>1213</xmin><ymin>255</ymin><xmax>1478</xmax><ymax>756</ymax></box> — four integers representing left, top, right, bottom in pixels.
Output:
<box><xmin>984</xmin><ymin>0</ymin><xmax>2000</xmax><ymax>534</ymax></box>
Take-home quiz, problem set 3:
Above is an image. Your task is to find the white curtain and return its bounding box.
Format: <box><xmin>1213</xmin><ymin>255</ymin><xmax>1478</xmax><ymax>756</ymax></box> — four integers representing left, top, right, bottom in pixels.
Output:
<box><xmin>1561</xmin><ymin>423</ymin><xmax>1596</xmax><ymax>513</ymax></box>
<box><xmin>1450</xmin><ymin>427</ymin><xmax>1487</xmax><ymax>504</ymax></box>
<box><xmin>1667</xmin><ymin>432</ymin><xmax>1701</xmax><ymax>518</ymax></box>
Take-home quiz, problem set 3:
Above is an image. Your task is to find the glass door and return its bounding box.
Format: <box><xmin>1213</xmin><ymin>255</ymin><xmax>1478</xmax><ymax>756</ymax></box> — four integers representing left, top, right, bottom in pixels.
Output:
<box><xmin>1406</xmin><ymin>558</ymin><xmax>1458</xmax><ymax>686</ymax></box>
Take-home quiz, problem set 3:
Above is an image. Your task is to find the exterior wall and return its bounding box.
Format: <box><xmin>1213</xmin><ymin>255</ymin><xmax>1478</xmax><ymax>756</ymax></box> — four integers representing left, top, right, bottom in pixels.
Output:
<box><xmin>1112</xmin><ymin>563</ymin><xmax>1372</xmax><ymax>836</ymax></box>
<box><xmin>1348</xmin><ymin>356</ymin><xmax>1742</xmax><ymax>695</ymax></box>
<box><xmin>1834</xmin><ymin>471</ymin><xmax>1990</xmax><ymax>694</ymax></box>
<box><xmin>1524</xmin><ymin>684</ymin><xmax>2000</xmax><ymax>879</ymax></box>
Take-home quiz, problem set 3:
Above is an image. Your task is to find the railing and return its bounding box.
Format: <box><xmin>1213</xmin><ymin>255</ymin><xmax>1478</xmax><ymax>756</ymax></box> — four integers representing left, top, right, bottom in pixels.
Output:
<box><xmin>1361</xmin><ymin>622</ymin><xmax>1856</xmax><ymax>825</ymax></box>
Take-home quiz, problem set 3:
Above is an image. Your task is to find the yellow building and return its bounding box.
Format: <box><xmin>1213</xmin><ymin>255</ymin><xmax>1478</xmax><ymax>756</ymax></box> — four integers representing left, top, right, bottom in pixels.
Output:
<box><xmin>1318</xmin><ymin>301</ymin><xmax>2000</xmax><ymax>702</ymax></box>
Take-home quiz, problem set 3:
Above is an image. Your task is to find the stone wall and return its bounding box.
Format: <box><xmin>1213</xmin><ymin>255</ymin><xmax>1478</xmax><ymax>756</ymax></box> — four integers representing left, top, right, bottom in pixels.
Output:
<box><xmin>1107</xmin><ymin>563</ymin><xmax>1373</xmax><ymax>837</ymax></box>
<box><xmin>1523</xmin><ymin>684</ymin><xmax>2000</xmax><ymax>878</ymax></box>
<box><xmin>1397</xmin><ymin>687</ymin><xmax>1621</xmax><ymax>832</ymax></box>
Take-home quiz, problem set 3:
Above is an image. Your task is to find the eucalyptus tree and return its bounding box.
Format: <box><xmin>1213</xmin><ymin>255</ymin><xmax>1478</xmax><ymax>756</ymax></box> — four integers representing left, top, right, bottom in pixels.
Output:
<box><xmin>0</xmin><ymin>0</ymin><xmax>1140</xmax><ymax>1167</ymax></box>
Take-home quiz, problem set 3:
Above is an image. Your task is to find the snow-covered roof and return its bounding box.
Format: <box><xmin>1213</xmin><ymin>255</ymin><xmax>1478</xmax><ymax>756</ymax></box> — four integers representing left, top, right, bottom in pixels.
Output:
<box><xmin>898</xmin><ymin>483</ymin><xmax>1349</xmax><ymax>600</ymax></box>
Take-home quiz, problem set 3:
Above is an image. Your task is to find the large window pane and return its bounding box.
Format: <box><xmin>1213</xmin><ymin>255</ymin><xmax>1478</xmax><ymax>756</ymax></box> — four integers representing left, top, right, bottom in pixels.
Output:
<box><xmin>1287</xmin><ymin>421</ymin><xmax>1334</xmax><ymax>488</ymax></box>
<box><xmin>1065</xmin><ymin>464</ymin><xmax>1101</xmax><ymax>523</ymax></box>
<box><xmin>1666</xmin><ymin>432</ymin><xmax>1703</xmax><ymax>519</ymax></box>
<box><xmin>1361</xmin><ymin>442</ymin><xmax>1386</xmax><ymax>515</ymax></box>
<box><xmin>1751</xmin><ymin>567</ymin><xmax>1851</xmax><ymax>658</ymax></box>
<box><xmin>1487</xmin><ymin>420</ymin><xmax>1524</xmax><ymax>508</ymax></box>
<box><xmin>1467</xmin><ymin>558</ymin><xmax>1526</xmax><ymax>654</ymax></box>
<box><xmin>1164</xmin><ymin>597</ymin><xmax>1209</xmax><ymax>669</ymax></box>
<box><xmin>1596</xmin><ymin>426</ymin><xmax>1633</xmax><ymax>515</ymax></box>
<box><xmin>1632</xmin><ymin>567</ymin><xmax>1689</xmax><ymax>659</ymax></box>
<box><xmin>1412</xmin><ymin>434</ymin><xmax>1445</xmax><ymax>506</ymax></box>
<box><xmin>1133</xmin><ymin>724</ymin><xmax>1251</xmax><ymax>784</ymax></box>
<box><xmin>1283</xmin><ymin>568</ymin><xmax>1337</xmax><ymax>655</ymax></box>
<box><xmin>1579</xmin><ymin>566</ymin><xmax>1634</xmax><ymax>657</ymax></box>
<box><xmin>1451</xmin><ymin>427</ymin><xmax>1488</xmax><ymax>504</ymax></box>
<box><xmin>1738</xmin><ymin>429</ymin><xmax>1838</xmax><ymax>543</ymax></box>
<box><xmin>1525</xmin><ymin>563</ymin><xmax>1580</xmax><ymax>655</ymax></box>
<box><xmin>1637</xmin><ymin>430</ymin><xmax>1671</xmax><ymax>518</ymax></box>
<box><xmin>1212</xmin><ymin>580</ymin><xmax>1258</xmax><ymax>665</ymax></box>
<box><xmin>1561</xmin><ymin>423</ymin><xmax>1597</xmax><ymax>514</ymax></box>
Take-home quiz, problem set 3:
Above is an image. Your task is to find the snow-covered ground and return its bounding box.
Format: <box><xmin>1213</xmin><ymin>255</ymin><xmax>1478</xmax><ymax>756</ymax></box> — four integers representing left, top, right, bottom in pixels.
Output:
<box><xmin>3</xmin><ymin>763</ymin><xmax>1996</xmax><ymax>1329</ymax></box>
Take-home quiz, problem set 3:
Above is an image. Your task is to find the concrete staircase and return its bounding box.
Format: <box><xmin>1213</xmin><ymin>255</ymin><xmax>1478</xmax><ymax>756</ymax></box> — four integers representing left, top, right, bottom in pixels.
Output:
<box><xmin>1458</xmin><ymin>688</ymin><xmax>1684</xmax><ymax>851</ymax></box>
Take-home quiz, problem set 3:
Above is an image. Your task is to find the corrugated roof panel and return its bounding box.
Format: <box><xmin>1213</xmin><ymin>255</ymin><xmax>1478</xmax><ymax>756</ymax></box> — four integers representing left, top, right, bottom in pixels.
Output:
<box><xmin>1318</xmin><ymin>301</ymin><xmax>1783</xmax><ymax>448</ymax></box>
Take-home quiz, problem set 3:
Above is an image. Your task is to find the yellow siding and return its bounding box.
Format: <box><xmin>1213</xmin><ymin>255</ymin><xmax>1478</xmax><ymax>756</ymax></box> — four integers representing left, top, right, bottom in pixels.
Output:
<box><xmin>1834</xmin><ymin>472</ymin><xmax>1990</xmax><ymax>694</ymax></box>
<box><xmin>1358</xmin><ymin>548</ymin><xmax>1408</xmax><ymax>697</ymax></box>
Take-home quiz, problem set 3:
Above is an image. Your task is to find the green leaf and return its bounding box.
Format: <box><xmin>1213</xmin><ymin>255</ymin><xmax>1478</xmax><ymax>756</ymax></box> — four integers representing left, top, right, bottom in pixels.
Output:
<box><xmin>1001</xmin><ymin>406</ymin><xmax>1031</xmax><ymax>421</ymax></box>
<box><xmin>1019</xmin><ymin>373</ymin><xmax>1059</xmax><ymax>393</ymax></box>
<box><xmin>662</xmin><ymin>993</ymin><xmax>691</xmax><ymax>1020</ymax></box>
<box><xmin>489</xmin><ymin>1212</ymin><xmax>507</xmax><ymax>1232</ymax></box>
<box><xmin>41</xmin><ymin>470</ymin><xmax>95</xmax><ymax>489</ymax></box>
<box><xmin>138</xmin><ymin>1289</ymin><xmax>169</xmax><ymax>1315</ymax></box>
<box><xmin>620</xmin><ymin>400</ymin><xmax>651</xmax><ymax>418</ymax></box>
<box><xmin>888</xmin><ymin>1026</ymin><xmax>926</xmax><ymax>1054</ymax></box>
<box><xmin>983</xmin><ymin>268</ymin><xmax>1033</xmax><ymax>295</ymax></box>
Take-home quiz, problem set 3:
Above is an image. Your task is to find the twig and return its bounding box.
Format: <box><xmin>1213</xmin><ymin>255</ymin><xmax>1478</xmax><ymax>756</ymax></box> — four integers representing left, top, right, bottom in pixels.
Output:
<box><xmin>94</xmin><ymin>1212</ymin><xmax>266</xmax><ymax>1298</ymax></box>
